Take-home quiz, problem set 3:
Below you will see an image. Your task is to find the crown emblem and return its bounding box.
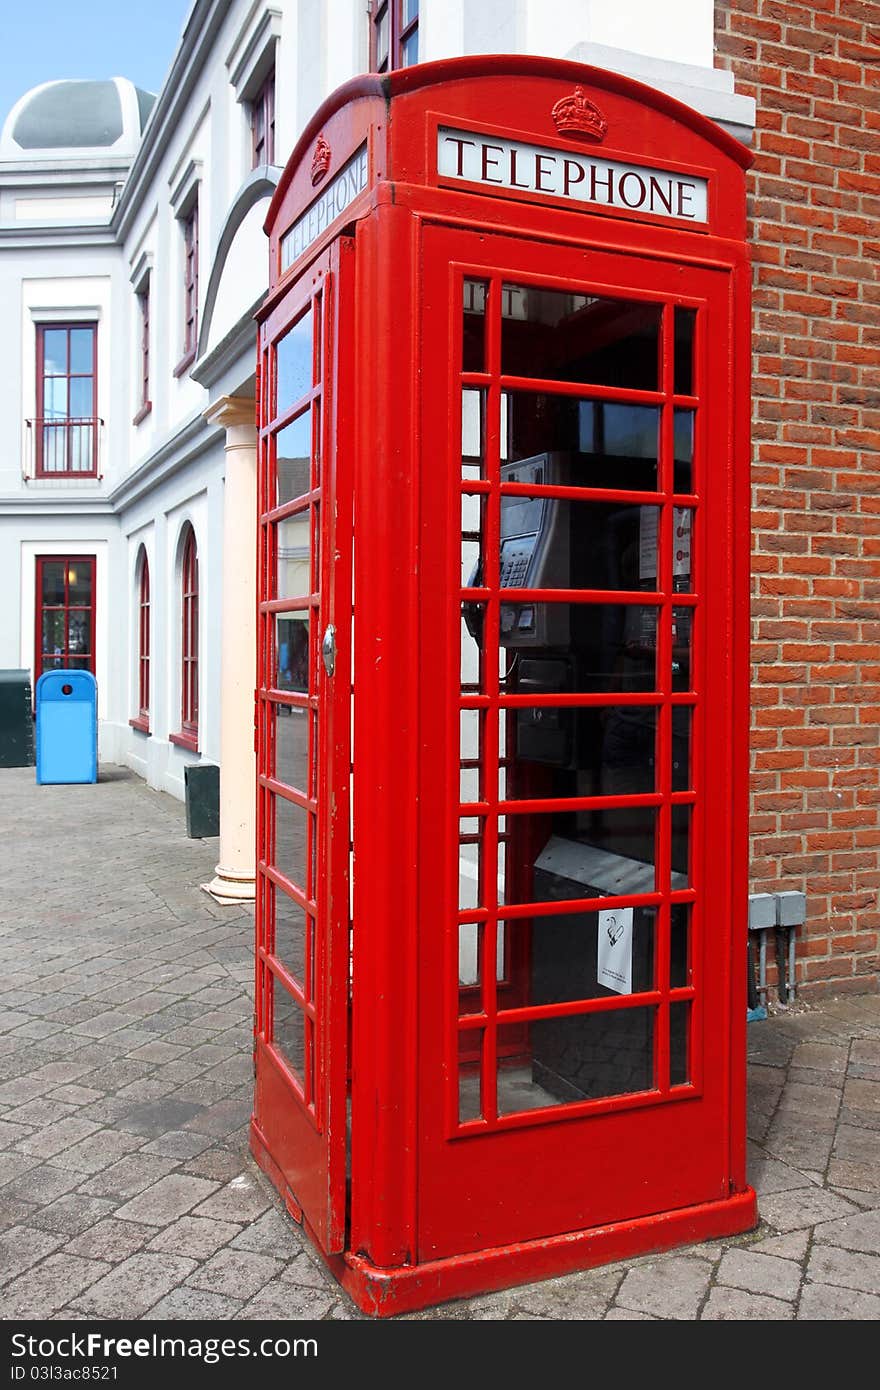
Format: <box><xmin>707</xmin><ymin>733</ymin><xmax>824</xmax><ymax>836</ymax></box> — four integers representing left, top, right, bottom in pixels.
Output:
<box><xmin>551</xmin><ymin>86</ymin><xmax>608</xmax><ymax>142</ymax></box>
<box><xmin>310</xmin><ymin>134</ymin><xmax>331</xmax><ymax>186</ymax></box>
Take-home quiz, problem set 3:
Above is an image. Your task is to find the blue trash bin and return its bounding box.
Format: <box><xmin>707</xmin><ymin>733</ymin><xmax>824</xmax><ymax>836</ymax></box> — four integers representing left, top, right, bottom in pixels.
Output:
<box><xmin>35</xmin><ymin>670</ymin><xmax>98</xmax><ymax>785</ymax></box>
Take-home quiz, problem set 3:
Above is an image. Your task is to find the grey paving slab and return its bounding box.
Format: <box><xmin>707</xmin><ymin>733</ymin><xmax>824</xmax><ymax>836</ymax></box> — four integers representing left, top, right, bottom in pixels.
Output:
<box><xmin>73</xmin><ymin>1252</ymin><xmax>200</xmax><ymax>1318</ymax></box>
<box><xmin>3</xmin><ymin>1253</ymin><xmax>112</xmax><ymax>1318</ymax></box>
<box><xmin>113</xmin><ymin>1173</ymin><xmax>219</xmax><ymax>1226</ymax></box>
<box><xmin>702</xmin><ymin>1288</ymin><xmax>794</xmax><ymax>1319</ymax></box>
<box><xmin>798</xmin><ymin>1283</ymin><xmax>880</xmax><ymax>1320</ymax></box>
<box><xmin>806</xmin><ymin>1244</ymin><xmax>880</xmax><ymax>1295</ymax></box>
<box><xmin>715</xmin><ymin>1247</ymin><xmax>802</xmax><ymax>1301</ymax></box>
<box><xmin>615</xmin><ymin>1256</ymin><xmax>714</xmax><ymax>1320</ymax></box>
<box><xmin>147</xmin><ymin>1215</ymin><xmax>241</xmax><ymax>1260</ymax></box>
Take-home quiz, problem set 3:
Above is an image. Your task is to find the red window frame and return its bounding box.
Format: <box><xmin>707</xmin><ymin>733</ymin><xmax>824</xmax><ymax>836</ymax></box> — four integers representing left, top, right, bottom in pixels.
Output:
<box><xmin>35</xmin><ymin>323</ymin><xmax>98</xmax><ymax>477</ymax></box>
<box><xmin>35</xmin><ymin>555</ymin><xmax>96</xmax><ymax>680</ymax></box>
<box><xmin>251</xmin><ymin>68</ymin><xmax>276</xmax><ymax>167</ymax></box>
<box><xmin>175</xmin><ymin>203</ymin><xmax>199</xmax><ymax>376</ymax></box>
<box><xmin>131</xmin><ymin>549</ymin><xmax>150</xmax><ymax>733</ymax></box>
<box><xmin>171</xmin><ymin>526</ymin><xmax>199</xmax><ymax>750</ymax></box>
<box><xmin>133</xmin><ymin>281</ymin><xmax>151</xmax><ymax>424</ymax></box>
<box><xmin>369</xmin><ymin>0</ymin><xmax>418</xmax><ymax>73</ymax></box>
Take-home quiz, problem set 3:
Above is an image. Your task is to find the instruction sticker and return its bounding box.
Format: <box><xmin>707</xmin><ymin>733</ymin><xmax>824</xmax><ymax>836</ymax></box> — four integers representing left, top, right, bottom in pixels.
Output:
<box><xmin>597</xmin><ymin>907</ymin><xmax>634</xmax><ymax>995</ymax></box>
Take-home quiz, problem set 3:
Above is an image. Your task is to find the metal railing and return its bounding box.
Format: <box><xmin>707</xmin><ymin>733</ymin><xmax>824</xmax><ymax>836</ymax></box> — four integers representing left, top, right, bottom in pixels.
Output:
<box><xmin>24</xmin><ymin>417</ymin><xmax>104</xmax><ymax>480</ymax></box>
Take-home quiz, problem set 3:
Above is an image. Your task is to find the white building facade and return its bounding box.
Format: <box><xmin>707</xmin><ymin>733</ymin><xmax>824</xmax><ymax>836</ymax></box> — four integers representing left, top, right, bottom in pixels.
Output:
<box><xmin>0</xmin><ymin>0</ymin><xmax>753</xmax><ymax>901</ymax></box>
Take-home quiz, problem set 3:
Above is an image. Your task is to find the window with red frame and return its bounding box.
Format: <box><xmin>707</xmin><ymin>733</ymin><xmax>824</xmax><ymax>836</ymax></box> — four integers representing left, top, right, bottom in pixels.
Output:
<box><xmin>370</xmin><ymin>0</ymin><xmax>419</xmax><ymax>73</ymax></box>
<box><xmin>176</xmin><ymin>203</ymin><xmax>199</xmax><ymax>373</ymax></box>
<box><xmin>251</xmin><ymin>68</ymin><xmax>275</xmax><ymax>167</ymax></box>
<box><xmin>177</xmin><ymin>527</ymin><xmax>199</xmax><ymax>747</ymax></box>
<box><xmin>132</xmin><ymin>549</ymin><xmax>150</xmax><ymax>732</ymax></box>
<box><xmin>35</xmin><ymin>556</ymin><xmax>96</xmax><ymax>679</ymax></box>
<box><xmin>134</xmin><ymin>280</ymin><xmax>151</xmax><ymax>422</ymax></box>
<box><xmin>35</xmin><ymin>324</ymin><xmax>98</xmax><ymax>476</ymax></box>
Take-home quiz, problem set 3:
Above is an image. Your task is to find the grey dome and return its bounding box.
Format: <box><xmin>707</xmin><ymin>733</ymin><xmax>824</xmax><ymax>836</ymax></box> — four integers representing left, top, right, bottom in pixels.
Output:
<box><xmin>1</xmin><ymin>78</ymin><xmax>155</xmax><ymax>160</ymax></box>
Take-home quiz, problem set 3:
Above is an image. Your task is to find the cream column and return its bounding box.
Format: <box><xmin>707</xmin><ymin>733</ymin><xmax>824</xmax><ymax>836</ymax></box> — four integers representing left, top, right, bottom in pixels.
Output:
<box><xmin>203</xmin><ymin>395</ymin><xmax>258</xmax><ymax>904</ymax></box>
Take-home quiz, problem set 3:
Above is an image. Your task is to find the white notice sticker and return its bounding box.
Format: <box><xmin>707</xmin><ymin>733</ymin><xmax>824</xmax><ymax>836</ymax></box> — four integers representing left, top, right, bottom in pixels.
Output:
<box><xmin>597</xmin><ymin>907</ymin><xmax>634</xmax><ymax>995</ymax></box>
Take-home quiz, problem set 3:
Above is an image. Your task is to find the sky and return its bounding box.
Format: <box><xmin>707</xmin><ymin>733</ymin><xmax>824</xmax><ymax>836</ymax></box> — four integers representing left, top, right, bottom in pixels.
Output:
<box><xmin>0</xmin><ymin>1</ymin><xmax>194</xmax><ymax>123</ymax></box>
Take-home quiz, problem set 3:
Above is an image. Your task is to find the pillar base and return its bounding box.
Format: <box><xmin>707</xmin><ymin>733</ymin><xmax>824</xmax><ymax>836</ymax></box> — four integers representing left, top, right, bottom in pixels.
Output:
<box><xmin>201</xmin><ymin>867</ymin><xmax>256</xmax><ymax>905</ymax></box>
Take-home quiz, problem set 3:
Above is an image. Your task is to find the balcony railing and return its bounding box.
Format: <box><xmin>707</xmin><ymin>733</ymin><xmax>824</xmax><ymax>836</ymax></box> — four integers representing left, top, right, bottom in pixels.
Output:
<box><xmin>24</xmin><ymin>417</ymin><xmax>103</xmax><ymax>480</ymax></box>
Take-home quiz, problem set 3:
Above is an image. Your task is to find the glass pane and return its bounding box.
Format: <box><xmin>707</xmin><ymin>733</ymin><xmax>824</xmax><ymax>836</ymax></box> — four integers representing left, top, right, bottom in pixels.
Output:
<box><xmin>506</xmin><ymin>395</ymin><xmax>659</xmax><ymax>492</ymax></box>
<box><xmin>498</xmin><ymin>493</ymin><xmax>659</xmax><ymax>592</ymax></box>
<box><xmin>501</xmin><ymin>285</ymin><xmax>662</xmax><ymax>391</ymax></box>
<box><xmin>670</xmin><ymin>1001</ymin><xmax>690</xmax><ymax>1085</ymax></box>
<box><xmin>375</xmin><ymin>9</ymin><xmax>389</xmax><ymax>68</ymax></box>
<box><xmin>69</xmin><ymin>328</ymin><xmax>94</xmax><ymax>375</ymax></box>
<box><xmin>459</xmin><ymin>819</ymin><xmax>481</xmax><ymax>910</ymax></box>
<box><xmin>272</xmin><ymin>975</ymin><xmax>304</xmax><ymax>1082</ymax></box>
<box><xmin>674</xmin><ymin>409</ymin><xmax>694</xmax><ymax>493</ymax></box>
<box><xmin>671</xmin><ymin>806</ymin><xmax>691</xmax><ymax>889</ymax></box>
<box><xmin>459</xmin><ymin>1032</ymin><xmax>482</xmax><ymax>1122</ymax></box>
<box><xmin>275</xmin><ymin>411</ymin><xmax>311</xmax><ymax>504</ymax></box>
<box><xmin>275</xmin><ymin>613</ymin><xmax>310</xmax><ymax>693</ymax></box>
<box><xmin>671</xmin><ymin>606</ymin><xmax>693</xmax><ymax>691</ymax></box>
<box><xmin>671</xmin><ymin>707</ymin><xmax>692</xmax><ymax>792</ymax></box>
<box><xmin>401</xmin><ymin>30</ymin><xmax>418</xmax><ymax>66</ymax></box>
<box><xmin>45</xmin><ymin>377</ymin><xmax>68</xmax><ymax>419</ymax></box>
<box><xmin>462</xmin><ymin>280</ymin><xmax>487</xmax><ymax>373</ymax></box>
<box><xmin>501</xmin><ymin>705</ymin><xmax>657</xmax><ymax>800</ymax></box>
<box><xmin>69</xmin><ymin>378</ymin><xmax>93</xmax><ymax>419</ymax></box>
<box><xmin>42</xmin><ymin>329</ymin><xmax>67</xmax><ymax>376</ymax></box>
<box><xmin>274</xmin><ymin>793</ymin><xmax>308</xmax><ymax>889</ymax></box>
<box><xmin>67</xmin><ymin>563</ymin><xmax>92</xmax><ymax>603</ymax></box>
<box><xmin>495</xmin><ymin>606</ymin><xmax>658</xmax><ymax>692</ymax></box>
<box><xmin>274</xmin><ymin>700</ymin><xmax>310</xmax><ymax>791</ymax></box>
<box><xmin>41</xmin><ymin>610</ymin><xmax>65</xmax><ymax>651</ymax></box>
<box><xmin>402</xmin><ymin>0</ymin><xmax>419</xmax><ymax>23</ymax></box>
<box><xmin>274</xmin><ymin>885</ymin><xmax>308</xmax><ymax>984</ymax></box>
<box><xmin>498</xmin><ymin>1007</ymin><xmax>654</xmax><ymax>1113</ymax></box>
<box><xmin>670</xmin><ymin>904</ymin><xmax>690</xmax><ymax>988</ymax></box>
<box><xmin>276</xmin><ymin>513</ymin><xmax>311</xmax><ymax>601</ymax></box>
<box><xmin>459</xmin><ymin>922</ymin><xmax>481</xmax><ymax>994</ymax></box>
<box><xmin>276</xmin><ymin>307</ymin><xmax>312</xmax><ymax>414</ymax></box>
<box><xmin>41</xmin><ymin>561</ymin><xmax>66</xmax><ymax>605</ymax></box>
<box><xmin>674</xmin><ymin>309</ymin><xmax>696</xmax><ymax>396</ymax></box>
<box><xmin>461</xmin><ymin>389</ymin><xmax>485</xmax><ymax>478</ymax></box>
<box><xmin>460</xmin><ymin>608</ymin><xmax>483</xmax><ymax>693</ymax></box>
<box><xmin>70</xmin><ymin>422</ymin><xmax>94</xmax><ymax>472</ymax></box>
<box><xmin>65</xmin><ymin>656</ymin><xmax>91</xmax><ymax>670</ymax></box>
<box><xmin>502</xmin><ymin>905</ymin><xmax>655</xmax><ymax>1007</ymax></box>
<box><xmin>673</xmin><ymin>507</ymin><xmax>693</xmax><ymax>592</ymax></box>
<box><xmin>67</xmin><ymin>611</ymin><xmax>91</xmax><ymax>654</ymax></box>
<box><xmin>501</xmin><ymin>808</ymin><xmax>658</xmax><ymax>906</ymax></box>
<box><xmin>459</xmin><ymin>711</ymin><xmax>481</xmax><ymax>802</ymax></box>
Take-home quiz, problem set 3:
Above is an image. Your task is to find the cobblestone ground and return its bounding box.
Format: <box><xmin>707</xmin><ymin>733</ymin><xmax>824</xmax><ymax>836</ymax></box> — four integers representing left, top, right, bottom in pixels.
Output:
<box><xmin>1</xmin><ymin>766</ymin><xmax>879</xmax><ymax>1321</ymax></box>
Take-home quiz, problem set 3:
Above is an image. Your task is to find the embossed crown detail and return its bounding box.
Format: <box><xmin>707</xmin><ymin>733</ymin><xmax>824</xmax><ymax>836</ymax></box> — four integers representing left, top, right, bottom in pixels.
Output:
<box><xmin>551</xmin><ymin>86</ymin><xmax>608</xmax><ymax>142</ymax></box>
<box><xmin>311</xmin><ymin>134</ymin><xmax>331</xmax><ymax>185</ymax></box>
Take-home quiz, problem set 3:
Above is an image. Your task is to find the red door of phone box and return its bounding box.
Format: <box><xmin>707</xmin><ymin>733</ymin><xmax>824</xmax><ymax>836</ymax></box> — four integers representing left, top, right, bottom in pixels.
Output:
<box><xmin>251</xmin><ymin>54</ymin><xmax>756</xmax><ymax>1318</ymax></box>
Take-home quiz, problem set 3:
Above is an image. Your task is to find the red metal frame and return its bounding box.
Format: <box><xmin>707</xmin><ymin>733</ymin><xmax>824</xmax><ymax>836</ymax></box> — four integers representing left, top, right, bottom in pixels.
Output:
<box><xmin>35</xmin><ymin>555</ymin><xmax>96</xmax><ymax>680</ymax></box>
<box><xmin>35</xmin><ymin>323</ymin><xmax>98</xmax><ymax>477</ymax></box>
<box><xmin>256</xmin><ymin>55</ymin><xmax>754</xmax><ymax>1316</ymax></box>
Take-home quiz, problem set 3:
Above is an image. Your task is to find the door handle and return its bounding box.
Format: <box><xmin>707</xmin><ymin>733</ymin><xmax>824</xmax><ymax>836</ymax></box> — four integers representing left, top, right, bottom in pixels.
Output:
<box><xmin>321</xmin><ymin>624</ymin><xmax>336</xmax><ymax>677</ymax></box>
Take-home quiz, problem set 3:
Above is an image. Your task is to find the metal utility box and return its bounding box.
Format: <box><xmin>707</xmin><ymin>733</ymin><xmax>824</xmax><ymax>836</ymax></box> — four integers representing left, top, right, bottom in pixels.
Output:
<box><xmin>0</xmin><ymin>670</ymin><xmax>35</xmax><ymax>768</ymax></box>
<box><xmin>252</xmin><ymin>55</ymin><xmax>756</xmax><ymax>1316</ymax></box>
<box><xmin>35</xmin><ymin>670</ymin><xmax>97</xmax><ymax>785</ymax></box>
<box><xmin>184</xmin><ymin>763</ymin><xmax>220</xmax><ymax>838</ymax></box>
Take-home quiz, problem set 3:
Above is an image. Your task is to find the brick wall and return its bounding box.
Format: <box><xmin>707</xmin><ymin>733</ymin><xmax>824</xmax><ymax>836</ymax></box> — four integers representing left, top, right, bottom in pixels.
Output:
<box><xmin>714</xmin><ymin>0</ymin><xmax>879</xmax><ymax>997</ymax></box>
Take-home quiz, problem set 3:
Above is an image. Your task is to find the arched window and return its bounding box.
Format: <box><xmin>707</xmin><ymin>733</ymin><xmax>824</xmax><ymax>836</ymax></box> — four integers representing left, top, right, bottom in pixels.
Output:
<box><xmin>131</xmin><ymin>548</ymin><xmax>150</xmax><ymax>732</ymax></box>
<box><xmin>179</xmin><ymin>526</ymin><xmax>199</xmax><ymax>747</ymax></box>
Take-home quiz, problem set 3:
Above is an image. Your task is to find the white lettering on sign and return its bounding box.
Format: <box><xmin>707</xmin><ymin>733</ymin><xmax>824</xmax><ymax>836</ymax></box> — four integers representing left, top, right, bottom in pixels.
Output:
<box><xmin>281</xmin><ymin>144</ymin><xmax>369</xmax><ymax>270</ymax></box>
<box><xmin>437</xmin><ymin>127</ymin><xmax>707</xmax><ymax>223</ymax></box>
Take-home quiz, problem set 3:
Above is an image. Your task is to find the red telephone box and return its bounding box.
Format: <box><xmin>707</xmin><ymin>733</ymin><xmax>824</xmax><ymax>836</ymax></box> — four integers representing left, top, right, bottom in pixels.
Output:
<box><xmin>252</xmin><ymin>55</ymin><xmax>756</xmax><ymax>1317</ymax></box>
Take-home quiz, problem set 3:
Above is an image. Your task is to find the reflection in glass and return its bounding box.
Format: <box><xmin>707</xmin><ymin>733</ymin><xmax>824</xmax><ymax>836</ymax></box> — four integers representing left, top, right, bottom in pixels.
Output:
<box><xmin>670</xmin><ymin>1001</ymin><xmax>690</xmax><ymax>1085</ymax></box>
<box><xmin>459</xmin><ymin>819</ymin><xmax>480</xmax><ymax>911</ymax></box>
<box><xmin>672</xmin><ymin>707</ymin><xmax>692</xmax><ymax>792</ymax></box>
<box><xmin>670</xmin><ymin>904</ymin><xmax>690</xmax><ymax>988</ymax></box>
<box><xmin>496</xmin><ymin>606</ymin><xmax>657</xmax><ymax>693</ymax></box>
<box><xmin>459</xmin><ymin>710</ymin><xmax>480</xmax><ymax>802</ymax></box>
<box><xmin>671</xmin><ymin>606</ymin><xmax>693</xmax><ymax>691</ymax></box>
<box><xmin>497</xmin><ymin>1007</ymin><xmax>655</xmax><ymax>1114</ymax></box>
<box><xmin>506</xmin><ymin>393</ymin><xmax>659</xmax><ymax>492</ymax></box>
<box><xmin>461</xmin><ymin>490</ymin><xmax>483</xmax><ymax>585</ymax></box>
<box><xmin>275</xmin><ymin>613</ymin><xmax>310</xmax><ymax>692</ymax></box>
<box><xmin>276</xmin><ymin>511</ymin><xmax>311</xmax><ymax>602</ymax></box>
<box><xmin>461</xmin><ymin>389</ymin><xmax>485</xmax><ymax>480</ymax></box>
<box><xmin>275</xmin><ymin>410</ymin><xmax>311</xmax><ymax>504</ymax></box>
<box><xmin>459</xmin><ymin>1034</ymin><xmax>483</xmax><ymax>1122</ymax></box>
<box><xmin>274</xmin><ymin>885</ymin><xmax>307</xmax><ymax>985</ymax></box>
<box><xmin>274</xmin><ymin>699</ymin><xmax>310</xmax><ymax>791</ymax></box>
<box><xmin>671</xmin><ymin>805</ymin><xmax>691</xmax><ymax>888</ymax></box>
<box><xmin>41</xmin><ymin>562</ymin><xmax>66</xmax><ymax>605</ymax></box>
<box><xmin>274</xmin><ymin>793</ymin><xmax>308</xmax><ymax>889</ymax></box>
<box><xmin>672</xmin><ymin>507</ymin><xmax>693</xmax><ymax>592</ymax></box>
<box><xmin>67</xmin><ymin>565</ymin><xmax>92</xmax><ymax>605</ymax></box>
<box><xmin>463</xmin><ymin>279</ymin><xmax>487</xmax><ymax>373</ymax></box>
<box><xmin>501</xmin><ymin>706</ymin><xmax>656</xmax><ymax>801</ymax></box>
<box><xmin>674</xmin><ymin>410</ymin><xmax>694</xmax><ymax>493</ymax></box>
<box><xmin>272</xmin><ymin>974</ymin><xmax>304</xmax><ymax>1083</ymax></box>
<box><xmin>675</xmin><ymin>308</ymin><xmax>696</xmax><ymax>396</ymax></box>
<box><xmin>42</xmin><ymin>611</ymin><xmax>65</xmax><ymax>650</ymax></box>
<box><xmin>460</xmin><ymin>611</ymin><xmax>483</xmax><ymax>693</ymax></box>
<box><xmin>501</xmin><ymin>284</ymin><xmax>662</xmax><ymax>391</ymax></box>
<box><xmin>70</xmin><ymin>328</ymin><xmax>93</xmax><ymax>375</ymax></box>
<box><xmin>497</xmin><ymin>491</ymin><xmax>659</xmax><ymax>597</ymax></box>
<box><xmin>276</xmin><ymin>307</ymin><xmax>312</xmax><ymax>414</ymax></box>
<box><xmin>459</xmin><ymin>922</ymin><xmax>482</xmax><ymax>994</ymax></box>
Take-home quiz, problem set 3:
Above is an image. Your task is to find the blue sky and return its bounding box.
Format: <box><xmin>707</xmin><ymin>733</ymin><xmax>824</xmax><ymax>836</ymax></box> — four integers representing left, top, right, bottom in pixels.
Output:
<box><xmin>0</xmin><ymin>1</ymin><xmax>193</xmax><ymax>122</ymax></box>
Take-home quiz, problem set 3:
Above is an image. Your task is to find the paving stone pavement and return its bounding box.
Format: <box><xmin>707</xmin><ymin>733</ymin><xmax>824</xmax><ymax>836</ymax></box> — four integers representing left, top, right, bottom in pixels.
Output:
<box><xmin>1</xmin><ymin>765</ymin><xmax>879</xmax><ymax>1321</ymax></box>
